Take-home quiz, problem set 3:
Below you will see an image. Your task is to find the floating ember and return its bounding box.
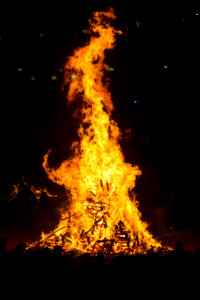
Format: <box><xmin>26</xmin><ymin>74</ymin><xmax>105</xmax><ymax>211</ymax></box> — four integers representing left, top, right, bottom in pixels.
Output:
<box><xmin>29</xmin><ymin>8</ymin><xmax>163</xmax><ymax>254</ymax></box>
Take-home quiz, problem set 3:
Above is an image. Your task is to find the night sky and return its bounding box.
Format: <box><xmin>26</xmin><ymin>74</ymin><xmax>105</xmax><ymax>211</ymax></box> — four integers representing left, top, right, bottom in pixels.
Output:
<box><xmin>0</xmin><ymin>2</ymin><xmax>200</xmax><ymax>250</ymax></box>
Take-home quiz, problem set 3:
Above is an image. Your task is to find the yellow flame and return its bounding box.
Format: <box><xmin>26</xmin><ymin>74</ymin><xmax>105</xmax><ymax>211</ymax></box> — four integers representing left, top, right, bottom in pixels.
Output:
<box><xmin>31</xmin><ymin>8</ymin><xmax>163</xmax><ymax>254</ymax></box>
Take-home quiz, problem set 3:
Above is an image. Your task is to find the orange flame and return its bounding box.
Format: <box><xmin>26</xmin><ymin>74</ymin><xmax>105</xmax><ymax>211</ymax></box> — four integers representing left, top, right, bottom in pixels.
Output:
<box><xmin>32</xmin><ymin>8</ymin><xmax>162</xmax><ymax>254</ymax></box>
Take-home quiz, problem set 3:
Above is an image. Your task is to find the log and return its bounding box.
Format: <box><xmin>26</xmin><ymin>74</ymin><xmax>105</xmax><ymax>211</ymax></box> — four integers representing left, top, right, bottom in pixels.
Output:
<box><xmin>100</xmin><ymin>179</ymin><xmax>104</xmax><ymax>190</ymax></box>
<box><xmin>90</xmin><ymin>191</ymin><xmax>96</xmax><ymax>197</ymax></box>
<box><xmin>60</xmin><ymin>234</ymin><xmax>72</xmax><ymax>244</ymax></box>
<box><xmin>106</xmin><ymin>182</ymin><xmax>109</xmax><ymax>191</ymax></box>
<box><xmin>36</xmin><ymin>226</ymin><xmax>66</xmax><ymax>247</ymax></box>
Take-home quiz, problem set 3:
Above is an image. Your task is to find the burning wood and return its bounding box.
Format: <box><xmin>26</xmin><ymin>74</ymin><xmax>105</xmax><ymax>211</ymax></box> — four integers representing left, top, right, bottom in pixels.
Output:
<box><xmin>27</xmin><ymin>8</ymin><xmax>165</xmax><ymax>254</ymax></box>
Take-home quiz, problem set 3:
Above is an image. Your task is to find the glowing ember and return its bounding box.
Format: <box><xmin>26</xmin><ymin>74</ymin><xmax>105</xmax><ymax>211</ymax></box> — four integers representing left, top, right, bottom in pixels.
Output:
<box><xmin>29</xmin><ymin>8</ymin><xmax>163</xmax><ymax>254</ymax></box>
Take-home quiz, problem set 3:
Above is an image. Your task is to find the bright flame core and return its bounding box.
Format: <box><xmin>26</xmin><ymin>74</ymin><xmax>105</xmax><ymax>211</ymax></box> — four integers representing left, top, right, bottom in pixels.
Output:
<box><xmin>35</xmin><ymin>8</ymin><xmax>162</xmax><ymax>254</ymax></box>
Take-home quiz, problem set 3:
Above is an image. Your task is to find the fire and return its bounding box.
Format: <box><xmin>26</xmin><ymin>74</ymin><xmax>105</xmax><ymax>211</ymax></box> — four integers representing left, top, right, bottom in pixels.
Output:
<box><xmin>30</xmin><ymin>8</ymin><xmax>162</xmax><ymax>254</ymax></box>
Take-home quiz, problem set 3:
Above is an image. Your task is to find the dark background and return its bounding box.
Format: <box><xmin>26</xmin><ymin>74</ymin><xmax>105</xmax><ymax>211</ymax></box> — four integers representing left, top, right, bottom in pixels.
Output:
<box><xmin>0</xmin><ymin>1</ymin><xmax>200</xmax><ymax>250</ymax></box>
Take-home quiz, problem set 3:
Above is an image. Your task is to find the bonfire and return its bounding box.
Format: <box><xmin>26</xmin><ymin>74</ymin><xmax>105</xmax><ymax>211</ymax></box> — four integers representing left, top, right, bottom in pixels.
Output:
<box><xmin>28</xmin><ymin>8</ymin><xmax>163</xmax><ymax>254</ymax></box>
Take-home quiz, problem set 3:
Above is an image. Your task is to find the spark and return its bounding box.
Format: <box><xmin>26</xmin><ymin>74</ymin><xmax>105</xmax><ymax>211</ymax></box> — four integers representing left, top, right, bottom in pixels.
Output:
<box><xmin>51</xmin><ymin>74</ymin><xmax>57</xmax><ymax>81</ymax></box>
<box><xmin>70</xmin><ymin>74</ymin><xmax>77</xmax><ymax>80</ymax></box>
<box><xmin>82</xmin><ymin>29</ymin><xmax>89</xmax><ymax>34</ymax></box>
<box><xmin>136</xmin><ymin>21</ymin><xmax>141</xmax><ymax>27</ymax></box>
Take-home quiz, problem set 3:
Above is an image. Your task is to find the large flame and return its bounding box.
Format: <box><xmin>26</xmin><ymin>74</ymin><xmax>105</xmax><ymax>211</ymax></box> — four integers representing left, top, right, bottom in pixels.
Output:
<box><xmin>33</xmin><ymin>8</ymin><xmax>162</xmax><ymax>254</ymax></box>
